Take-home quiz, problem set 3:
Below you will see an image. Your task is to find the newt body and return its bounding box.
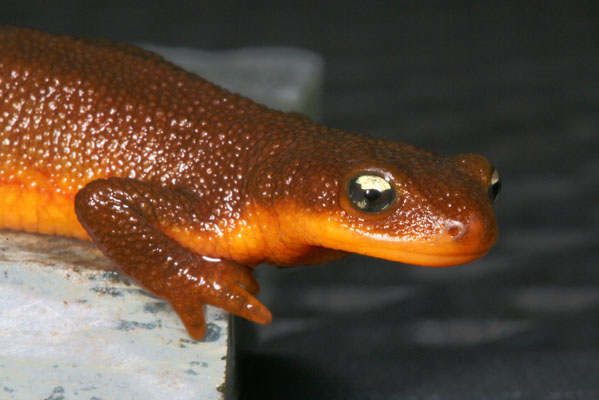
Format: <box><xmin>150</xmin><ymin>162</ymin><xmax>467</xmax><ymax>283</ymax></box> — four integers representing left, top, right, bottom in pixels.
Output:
<box><xmin>0</xmin><ymin>27</ymin><xmax>499</xmax><ymax>339</ymax></box>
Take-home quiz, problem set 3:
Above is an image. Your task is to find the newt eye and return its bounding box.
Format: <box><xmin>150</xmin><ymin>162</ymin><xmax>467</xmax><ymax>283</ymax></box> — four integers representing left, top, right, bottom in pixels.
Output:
<box><xmin>488</xmin><ymin>168</ymin><xmax>501</xmax><ymax>202</ymax></box>
<box><xmin>348</xmin><ymin>174</ymin><xmax>396</xmax><ymax>213</ymax></box>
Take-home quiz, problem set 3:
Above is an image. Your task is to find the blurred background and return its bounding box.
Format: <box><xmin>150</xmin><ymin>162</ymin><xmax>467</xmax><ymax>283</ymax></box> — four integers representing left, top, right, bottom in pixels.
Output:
<box><xmin>2</xmin><ymin>1</ymin><xmax>597</xmax><ymax>399</ymax></box>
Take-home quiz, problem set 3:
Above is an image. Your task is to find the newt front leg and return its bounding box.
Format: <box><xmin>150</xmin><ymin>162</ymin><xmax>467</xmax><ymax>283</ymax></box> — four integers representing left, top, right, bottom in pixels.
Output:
<box><xmin>74</xmin><ymin>178</ymin><xmax>272</xmax><ymax>340</ymax></box>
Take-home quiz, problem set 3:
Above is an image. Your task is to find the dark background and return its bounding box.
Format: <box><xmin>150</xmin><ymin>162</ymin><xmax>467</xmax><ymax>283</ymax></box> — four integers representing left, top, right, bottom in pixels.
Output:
<box><xmin>2</xmin><ymin>1</ymin><xmax>598</xmax><ymax>399</ymax></box>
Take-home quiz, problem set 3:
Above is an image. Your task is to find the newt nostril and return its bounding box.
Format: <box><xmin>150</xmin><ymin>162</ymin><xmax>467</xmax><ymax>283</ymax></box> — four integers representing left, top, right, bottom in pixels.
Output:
<box><xmin>445</xmin><ymin>220</ymin><xmax>464</xmax><ymax>238</ymax></box>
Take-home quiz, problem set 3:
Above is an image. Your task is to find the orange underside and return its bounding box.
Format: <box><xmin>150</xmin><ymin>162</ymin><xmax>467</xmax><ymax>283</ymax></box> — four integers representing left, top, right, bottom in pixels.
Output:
<box><xmin>0</xmin><ymin>167</ymin><xmax>90</xmax><ymax>240</ymax></box>
<box><xmin>0</xmin><ymin>169</ymin><xmax>283</xmax><ymax>265</ymax></box>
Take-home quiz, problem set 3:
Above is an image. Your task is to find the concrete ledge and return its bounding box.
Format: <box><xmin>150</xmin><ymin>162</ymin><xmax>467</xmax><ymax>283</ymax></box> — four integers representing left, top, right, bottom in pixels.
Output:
<box><xmin>0</xmin><ymin>231</ymin><xmax>229</xmax><ymax>399</ymax></box>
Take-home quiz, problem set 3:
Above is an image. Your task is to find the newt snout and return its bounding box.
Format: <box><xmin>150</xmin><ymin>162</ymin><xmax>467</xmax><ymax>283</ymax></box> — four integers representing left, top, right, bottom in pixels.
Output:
<box><xmin>427</xmin><ymin>153</ymin><xmax>500</xmax><ymax>265</ymax></box>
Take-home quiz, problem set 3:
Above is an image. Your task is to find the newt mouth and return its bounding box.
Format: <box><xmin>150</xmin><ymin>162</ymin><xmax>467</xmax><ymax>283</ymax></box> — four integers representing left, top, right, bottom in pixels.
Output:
<box><xmin>305</xmin><ymin>214</ymin><xmax>498</xmax><ymax>267</ymax></box>
<box><xmin>347</xmin><ymin>243</ymin><xmax>494</xmax><ymax>267</ymax></box>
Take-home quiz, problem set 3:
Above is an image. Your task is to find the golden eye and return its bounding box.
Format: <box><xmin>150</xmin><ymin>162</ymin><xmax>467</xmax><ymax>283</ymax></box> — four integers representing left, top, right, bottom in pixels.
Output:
<box><xmin>348</xmin><ymin>174</ymin><xmax>396</xmax><ymax>213</ymax></box>
<box><xmin>488</xmin><ymin>168</ymin><xmax>501</xmax><ymax>202</ymax></box>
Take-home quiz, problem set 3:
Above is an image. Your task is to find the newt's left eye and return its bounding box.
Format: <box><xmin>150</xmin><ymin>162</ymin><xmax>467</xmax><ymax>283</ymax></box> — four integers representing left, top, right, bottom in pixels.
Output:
<box><xmin>488</xmin><ymin>168</ymin><xmax>501</xmax><ymax>202</ymax></box>
<box><xmin>348</xmin><ymin>174</ymin><xmax>396</xmax><ymax>213</ymax></box>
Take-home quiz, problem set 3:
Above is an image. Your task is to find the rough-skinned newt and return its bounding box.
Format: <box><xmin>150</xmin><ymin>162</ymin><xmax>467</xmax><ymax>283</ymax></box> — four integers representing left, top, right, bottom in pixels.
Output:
<box><xmin>0</xmin><ymin>27</ymin><xmax>500</xmax><ymax>340</ymax></box>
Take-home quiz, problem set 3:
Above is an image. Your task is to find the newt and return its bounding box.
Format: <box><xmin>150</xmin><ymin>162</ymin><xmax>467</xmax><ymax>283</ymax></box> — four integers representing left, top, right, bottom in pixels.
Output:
<box><xmin>0</xmin><ymin>27</ymin><xmax>500</xmax><ymax>340</ymax></box>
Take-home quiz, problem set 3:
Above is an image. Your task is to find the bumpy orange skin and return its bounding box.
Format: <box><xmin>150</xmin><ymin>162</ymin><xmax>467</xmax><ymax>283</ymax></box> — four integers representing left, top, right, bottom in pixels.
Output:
<box><xmin>0</xmin><ymin>27</ymin><xmax>498</xmax><ymax>339</ymax></box>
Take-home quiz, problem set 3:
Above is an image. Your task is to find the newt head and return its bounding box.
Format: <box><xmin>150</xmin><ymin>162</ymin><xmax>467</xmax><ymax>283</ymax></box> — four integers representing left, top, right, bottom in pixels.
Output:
<box><xmin>257</xmin><ymin>132</ymin><xmax>500</xmax><ymax>267</ymax></box>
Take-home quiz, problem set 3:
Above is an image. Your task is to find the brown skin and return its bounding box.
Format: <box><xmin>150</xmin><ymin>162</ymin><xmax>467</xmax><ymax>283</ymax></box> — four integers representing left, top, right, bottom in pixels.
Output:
<box><xmin>0</xmin><ymin>27</ymin><xmax>499</xmax><ymax>340</ymax></box>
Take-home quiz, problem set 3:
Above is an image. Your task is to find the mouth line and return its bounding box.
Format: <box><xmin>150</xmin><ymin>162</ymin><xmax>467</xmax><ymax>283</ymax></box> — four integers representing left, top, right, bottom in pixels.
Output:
<box><xmin>395</xmin><ymin>249</ymin><xmax>492</xmax><ymax>267</ymax></box>
<box><xmin>339</xmin><ymin>241</ymin><xmax>493</xmax><ymax>267</ymax></box>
